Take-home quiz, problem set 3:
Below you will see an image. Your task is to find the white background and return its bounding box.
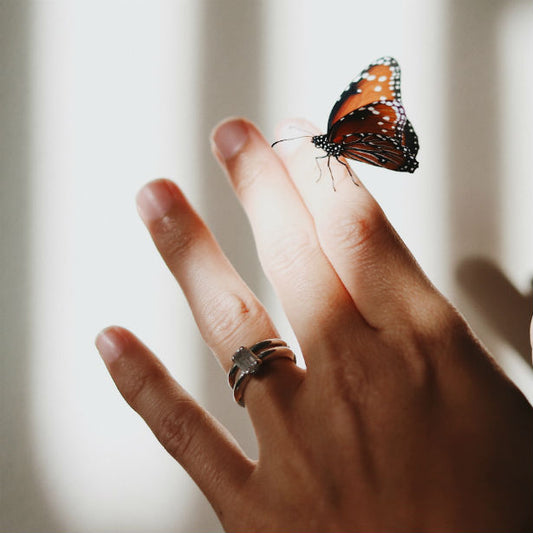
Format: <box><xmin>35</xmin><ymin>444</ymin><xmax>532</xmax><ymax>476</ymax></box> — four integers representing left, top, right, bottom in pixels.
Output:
<box><xmin>1</xmin><ymin>1</ymin><xmax>532</xmax><ymax>531</ymax></box>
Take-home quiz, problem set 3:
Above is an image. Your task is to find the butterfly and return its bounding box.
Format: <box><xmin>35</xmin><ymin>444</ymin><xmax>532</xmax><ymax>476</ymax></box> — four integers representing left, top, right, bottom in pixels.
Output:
<box><xmin>272</xmin><ymin>56</ymin><xmax>419</xmax><ymax>188</ymax></box>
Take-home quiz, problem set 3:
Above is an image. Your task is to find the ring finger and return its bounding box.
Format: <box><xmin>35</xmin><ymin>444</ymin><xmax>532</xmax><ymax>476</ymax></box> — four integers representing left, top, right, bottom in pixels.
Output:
<box><xmin>136</xmin><ymin>178</ymin><xmax>304</xmax><ymax>423</ymax></box>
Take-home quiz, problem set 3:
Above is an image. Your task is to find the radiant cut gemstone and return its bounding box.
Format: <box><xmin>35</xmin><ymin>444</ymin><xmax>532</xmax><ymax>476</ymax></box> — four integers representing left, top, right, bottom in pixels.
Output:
<box><xmin>233</xmin><ymin>346</ymin><xmax>261</xmax><ymax>374</ymax></box>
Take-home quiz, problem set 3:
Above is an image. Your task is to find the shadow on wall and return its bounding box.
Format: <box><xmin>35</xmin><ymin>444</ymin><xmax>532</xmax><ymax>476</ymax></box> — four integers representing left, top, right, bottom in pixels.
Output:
<box><xmin>457</xmin><ymin>258</ymin><xmax>532</xmax><ymax>365</ymax></box>
<box><xmin>447</xmin><ymin>0</ymin><xmax>532</xmax><ymax>364</ymax></box>
<box><xmin>178</xmin><ymin>1</ymin><xmax>266</xmax><ymax>531</ymax></box>
<box><xmin>0</xmin><ymin>3</ymin><xmax>61</xmax><ymax>532</ymax></box>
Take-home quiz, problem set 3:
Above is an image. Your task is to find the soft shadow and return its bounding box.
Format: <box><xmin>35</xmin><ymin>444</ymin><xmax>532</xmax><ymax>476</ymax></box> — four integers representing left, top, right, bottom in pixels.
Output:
<box><xmin>445</xmin><ymin>0</ymin><xmax>511</xmax><ymax>363</ymax></box>
<box><xmin>0</xmin><ymin>2</ymin><xmax>61</xmax><ymax>532</ymax></box>
<box><xmin>457</xmin><ymin>258</ymin><xmax>532</xmax><ymax>365</ymax></box>
<box><xmin>446</xmin><ymin>0</ymin><xmax>503</xmax><ymax>261</ymax></box>
<box><xmin>179</xmin><ymin>1</ymin><xmax>266</xmax><ymax>531</ymax></box>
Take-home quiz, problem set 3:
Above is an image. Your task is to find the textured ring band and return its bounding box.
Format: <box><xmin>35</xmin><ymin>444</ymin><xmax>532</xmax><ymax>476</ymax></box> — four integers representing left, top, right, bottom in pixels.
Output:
<box><xmin>228</xmin><ymin>339</ymin><xmax>296</xmax><ymax>407</ymax></box>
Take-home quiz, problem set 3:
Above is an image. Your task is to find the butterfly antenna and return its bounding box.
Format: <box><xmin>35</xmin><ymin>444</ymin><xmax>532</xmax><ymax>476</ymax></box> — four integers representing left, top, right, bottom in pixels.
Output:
<box><xmin>287</xmin><ymin>124</ymin><xmax>316</xmax><ymax>135</ymax></box>
<box><xmin>271</xmin><ymin>135</ymin><xmax>313</xmax><ymax>148</ymax></box>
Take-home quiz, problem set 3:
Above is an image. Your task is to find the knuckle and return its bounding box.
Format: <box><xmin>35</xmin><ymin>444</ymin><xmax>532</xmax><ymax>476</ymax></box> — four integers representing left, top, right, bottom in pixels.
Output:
<box><xmin>121</xmin><ymin>364</ymin><xmax>166</xmax><ymax>411</ymax></box>
<box><xmin>261</xmin><ymin>228</ymin><xmax>318</xmax><ymax>279</ymax></box>
<box><xmin>402</xmin><ymin>342</ymin><xmax>436</xmax><ymax>390</ymax></box>
<box><xmin>320</xmin><ymin>199</ymin><xmax>387</xmax><ymax>254</ymax></box>
<box><xmin>201</xmin><ymin>291</ymin><xmax>269</xmax><ymax>350</ymax></box>
<box><xmin>231</xmin><ymin>152</ymin><xmax>270</xmax><ymax>198</ymax></box>
<box><xmin>323</xmin><ymin>365</ymin><xmax>371</xmax><ymax>431</ymax></box>
<box><xmin>428</xmin><ymin>304</ymin><xmax>474</xmax><ymax>358</ymax></box>
<box><xmin>162</xmin><ymin>224</ymin><xmax>199</xmax><ymax>261</ymax></box>
<box><xmin>152</xmin><ymin>216</ymin><xmax>205</xmax><ymax>263</ymax></box>
<box><xmin>388</xmin><ymin>298</ymin><xmax>467</xmax><ymax>382</ymax></box>
<box><xmin>411</xmin><ymin>298</ymin><xmax>465</xmax><ymax>349</ymax></box>
<box><xmin>333</xmin><ymin>365</ymin><xmax>371</xmax><ymax>409</ymax></box>
<box><xmin>317</xmin><ymin>341</ymin><xmax>373</xmax><ymax>409</ymax></box>
<box><xmin>157</xmin><ymin>399</ymin><xmax>200</xmax><ymax>459</ymax></box>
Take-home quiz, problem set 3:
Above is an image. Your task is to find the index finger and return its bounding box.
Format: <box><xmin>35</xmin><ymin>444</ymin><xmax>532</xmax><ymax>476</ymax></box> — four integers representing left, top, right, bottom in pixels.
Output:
<box><xmin>273</xmin><ymin>118</ymin><xmax>446</xmax><ymax>330</ymax></box>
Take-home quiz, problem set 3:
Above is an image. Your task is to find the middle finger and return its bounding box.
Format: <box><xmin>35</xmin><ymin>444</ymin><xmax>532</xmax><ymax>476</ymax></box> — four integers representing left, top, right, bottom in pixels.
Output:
<box><xmin>211</xmin><ymin>118</ymin><xmax>370</xmax><ymax>368</ymax></box>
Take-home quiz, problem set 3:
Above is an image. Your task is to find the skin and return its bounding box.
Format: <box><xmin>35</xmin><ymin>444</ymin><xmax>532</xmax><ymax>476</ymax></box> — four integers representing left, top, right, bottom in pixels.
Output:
<box><xmin>96</xmin><ymin>117</ymin><xmax>533</xmax><ymax>532</ymax></box>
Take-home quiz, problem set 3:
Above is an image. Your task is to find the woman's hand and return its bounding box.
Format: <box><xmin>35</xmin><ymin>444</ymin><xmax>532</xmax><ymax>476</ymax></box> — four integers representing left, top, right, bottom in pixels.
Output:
<box><xmin>96</xmin><ymin>118</ymin><xmax>533</xmax><ymax>532</ymax></box>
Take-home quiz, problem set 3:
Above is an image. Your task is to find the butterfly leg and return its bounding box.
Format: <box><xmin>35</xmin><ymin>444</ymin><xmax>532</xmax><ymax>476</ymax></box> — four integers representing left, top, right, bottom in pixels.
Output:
<box><xmin>327</xmin><ymin>156</ymin><xmax>336</xmax><ymax>192</ymax></box>
<box><xmin>314</xmin><ymin>156</ymin><xmax>328</xmax><ymax>183</ymax></box>
<box><xmin>336</xmin><ymin>157</ymin><xmax>359</xmax><ymax>187</ymax></box>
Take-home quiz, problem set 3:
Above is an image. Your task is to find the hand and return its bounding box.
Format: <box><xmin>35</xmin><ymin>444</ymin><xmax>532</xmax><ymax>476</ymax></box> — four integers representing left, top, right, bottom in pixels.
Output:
<box><xmin>96</xmin><ymin>118</ymin><xmax>533</xmax><ymax>532</ymax></box>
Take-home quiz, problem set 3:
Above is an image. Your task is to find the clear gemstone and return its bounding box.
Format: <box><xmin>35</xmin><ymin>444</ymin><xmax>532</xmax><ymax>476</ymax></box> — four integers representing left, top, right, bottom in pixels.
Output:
<box><xmin>233</xmin><ymin>346</ymin><xmax>261</xmax><ymax>374</ymax></box>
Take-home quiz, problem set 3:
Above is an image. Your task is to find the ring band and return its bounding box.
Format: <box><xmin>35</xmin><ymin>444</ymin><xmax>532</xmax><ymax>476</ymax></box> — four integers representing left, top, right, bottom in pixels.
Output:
<box><xmin>228</xmin><ymin>338</ymin><xmax>296</xmax><ymax>407</ymax></box>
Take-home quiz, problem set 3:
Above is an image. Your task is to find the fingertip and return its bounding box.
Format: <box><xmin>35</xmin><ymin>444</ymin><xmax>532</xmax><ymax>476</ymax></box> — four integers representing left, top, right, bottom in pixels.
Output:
<box><xmin>136</xmin><ymin>178</ymin><xmax>179</xmax><ymax>200</ymax></box>
<box><xmin>136</xmin><ymin>178</ymin><xmax>184</xmax><ymax>223</ymax></box>
<box><xmin>210</xmin><ymin>116</ymin><xmax>249</xmax><ymax>140</ymax></box>
<box><xmin>210</xmin><ymin>117</ymin><xmax>253</xmax><ymax>162</ymax></box>
<box><xmin>95</xmin><ymin>325</ymin><xmax>131</xmax><ymax>365</ymax></box>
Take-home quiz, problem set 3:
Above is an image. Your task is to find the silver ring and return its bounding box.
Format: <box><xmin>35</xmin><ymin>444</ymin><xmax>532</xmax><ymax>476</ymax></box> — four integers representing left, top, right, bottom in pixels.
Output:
<box><xmin>228</xmin><ymin>338</ymin><xmax>296</xmax><ymax>407</ymax></box>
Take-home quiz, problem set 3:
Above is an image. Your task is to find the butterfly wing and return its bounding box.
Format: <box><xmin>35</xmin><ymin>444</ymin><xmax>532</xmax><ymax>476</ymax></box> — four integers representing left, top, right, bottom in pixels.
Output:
<box><xmin>342</xmin><ymin>132</ymin><xmax>418</xmax><ymax>172</ymax></box>
<box><xmin>327</xmin><ymin>56</ymin><xmax>402</xmax><ymax>132</ymax></box>
<box><xmin>401</xmin><ymin>119</ymin><xmax>419</xmax><ymax>166</ymax></box>
<box><xmin>326</xmin><ymin>57</ymin><xmax>419</xmax><ymax>173</ymax></box>
<box><xmin>329</xmin><ymin>101</ymin><xmax>406</xmax><ymax>143</ymax></box>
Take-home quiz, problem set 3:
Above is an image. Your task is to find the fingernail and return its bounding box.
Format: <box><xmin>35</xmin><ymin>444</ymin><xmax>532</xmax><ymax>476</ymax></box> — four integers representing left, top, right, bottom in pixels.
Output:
<box><xmin>136</xmin><ymin>179</ymin><xmax>178</xmax><ymax>222</ymax></box>
<box><xmin>212</xmin><ymin>119</ymin><xmax>249</xmax><ymax>160</ymax></box>
<box><xmin>95</xmin><ymin>327</ymin><xmax>124</xmax><ymax>364</ymax></box>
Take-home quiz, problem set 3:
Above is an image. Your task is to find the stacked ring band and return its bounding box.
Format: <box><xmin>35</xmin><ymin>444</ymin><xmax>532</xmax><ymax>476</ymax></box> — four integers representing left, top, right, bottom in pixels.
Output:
<box><xmin>228</xmin><ymin>338</ymin><xmax>297</xmax><ymax>407</ymax></box>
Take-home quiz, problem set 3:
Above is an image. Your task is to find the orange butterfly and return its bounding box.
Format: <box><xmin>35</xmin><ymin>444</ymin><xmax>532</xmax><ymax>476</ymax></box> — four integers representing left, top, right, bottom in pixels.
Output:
<box><xmin>273</xmin><ymin>57</ymin><xmax>419</xmax><ymax>188</ymax></box>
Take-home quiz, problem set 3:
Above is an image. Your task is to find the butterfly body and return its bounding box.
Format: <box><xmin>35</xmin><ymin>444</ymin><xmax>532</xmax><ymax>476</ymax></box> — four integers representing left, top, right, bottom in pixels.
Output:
<box><xmin>274</xmin><ymin>56</ymin><xmax>419</xmax><ymax>187</ymax></box>
<box><xmin>311</xmin><ymin>134</ymin><xmax>344</xmax><ymax>158</ymax></box>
